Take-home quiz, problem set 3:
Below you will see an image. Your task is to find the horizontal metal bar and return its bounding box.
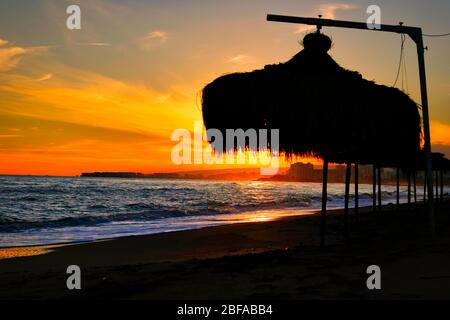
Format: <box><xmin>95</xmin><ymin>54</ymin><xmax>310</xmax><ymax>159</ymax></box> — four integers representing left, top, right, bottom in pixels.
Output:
<box><xmin>267</xmin><ymin>14</ymin><xmax>421</xmax><ymax>37</ymax></box>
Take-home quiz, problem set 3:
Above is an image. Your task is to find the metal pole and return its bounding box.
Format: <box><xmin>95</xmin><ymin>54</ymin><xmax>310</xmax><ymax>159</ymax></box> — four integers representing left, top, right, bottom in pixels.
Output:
<box><xmin>424</xmin><ymin>173</ymin><xmax>427</xmax><ymax>202</ymax></box>
<box><xmin>321</xmin><ymin>159</ymin><xmax>329</xmax><ymax>247</ymax></box>
<box><xmin>416</xmin><ymin>34</ymin><xmax>435</xmax><ymax>234</ymax></box>
<box><xmin>378</xmin><ymin>167</ymin><xmax>382</xmax><ymax>212</ymax></box>
<box><xmin>266</xmin><ymin>14</ymin><xmax>421</xmax><ymax>35</ymax></box>
<box><xmin>435</xmin><ymin>171</ymin><xmax>439</xmax><ymax>202</ymax></box>
<box><xmin>355</xmin><ymin>163</ymin><xmax>359</xmax><ymax>218</ymax></box>
<box><xmin>408</xmin><ymin>173</ymin><xmax>412</xmax><ymax>211</ymax></box>
<box><xmin>344</xmin><ymin>162</ymin><xmax>351</xmax><ymax>241</ymax></box>
<box><xmin>396</xmin><ymin>167</ymin><xmax>400</xmax><ymax>211</ymax></box>
<box><xmin>373</xmin><ymin>165</ymin><xmax>377</xmax><ymax>212</ymax></box>
<box><xmin>266</xmin><ymin>15</ymin><xmax>435</xmax><ymax>233</ymax></box>
<box><xmin>413</xmin><ymin>171</ymin><xmax>417</xmax><ymax>205</ymax></box>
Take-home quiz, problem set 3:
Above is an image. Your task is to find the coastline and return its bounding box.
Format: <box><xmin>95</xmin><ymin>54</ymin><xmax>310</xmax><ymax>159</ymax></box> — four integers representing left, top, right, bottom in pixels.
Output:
<box><xmin>0</xmin><ymin>207</ymin><xmax>334</xmax><ymax>263</ymax></box>
<box><xmin>0</xmin><ymin>207</ymin><xmax>323</xmax><ymax>249</ymax></box>
<box><xmin>1</xmin><ymin>201</ymin><xmax>449</xmax><ymax>299</ymax></box>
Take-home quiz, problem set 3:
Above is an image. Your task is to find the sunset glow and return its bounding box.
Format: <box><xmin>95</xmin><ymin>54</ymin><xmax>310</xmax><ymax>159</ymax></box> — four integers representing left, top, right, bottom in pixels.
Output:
<box><xmin>1</xmin><ymin>0</ymin><xmax>449</xmax><ymax>176</ymax></box>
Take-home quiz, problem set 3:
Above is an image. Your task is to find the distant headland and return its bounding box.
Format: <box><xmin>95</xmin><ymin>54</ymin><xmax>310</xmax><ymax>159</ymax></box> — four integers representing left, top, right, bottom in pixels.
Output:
<box><xmin>80</xmin><ymin>163</ymin><xmax>436</xmax><ymax>185</ymax></box>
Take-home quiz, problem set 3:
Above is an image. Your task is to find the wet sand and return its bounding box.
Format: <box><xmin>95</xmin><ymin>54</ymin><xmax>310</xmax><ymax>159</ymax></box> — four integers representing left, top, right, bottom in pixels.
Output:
<box><xmin>0</xmin><ymin>201</ymin><xmax>449</xmax><ymax>299</ymax></box>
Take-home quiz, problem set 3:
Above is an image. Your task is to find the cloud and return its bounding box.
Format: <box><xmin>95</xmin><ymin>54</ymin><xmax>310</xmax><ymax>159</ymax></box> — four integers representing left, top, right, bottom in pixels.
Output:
<box><xmin>294</xmin><ymin>25</ymin><xmax>317</xmax><ymax>34</ymax></box>
<box><xmin>36</xmin><ymin>73</ymin><xmax>53</xmax><ymax>81</ymax></box>
<box><xmin>0</xmin><ymin>64</ymin><xmax>198</xmax><ymax>139</ymax></box>
<box><xmin>227</xmin><ymin>54</ymin><xmax>250</xmax><ymax>63</ymax></box>
<box><xmin>0</xmin><ymin>134</ymin><xmax>23</xmax><ymax>138</ymax></box>
<box><xmin>148</xmin><ymin>31</ymin><xmax>168</xmax><ymax>43</ymax></box>
<box><xmin>0</xmin><ymin>113</ymin><xmax>158</xmax><ymax>146</ymax></box>
<box><xmin>294</xmin><ymin>3</ymin><xmax>356</xmax><ymax>34</ymax></box>
<box><xmin>0</xmin><ymin>38</ymin><xmax>8</xmax><ymax>46</ymax></box>
<box><xmin>0</xmin><ymin>46</ymin><xmax>27</xmax><ymax>71</ymax></box>
<box><xmin>74</xmin><ymin>42</ymin><xmax>111</xmax><ymax>47</ymax></box>
<box><xmin>137</xmin><ymin>31</ymin><xmax>168</xmax><ymax>51</ymax></box>
<box><xmin>0</xmin><ymin>40</ymin><xmax>48</xmax><ymax>72</ymax></box>
<box><xmin>320</xmin><ymin>3</ymin><xmax>355</xmax><ymax>18</ymax></box>
<box><xmin>0</xmin><ymin>65</ymin><xmax>199</xmax><ymax>174</ymax></box>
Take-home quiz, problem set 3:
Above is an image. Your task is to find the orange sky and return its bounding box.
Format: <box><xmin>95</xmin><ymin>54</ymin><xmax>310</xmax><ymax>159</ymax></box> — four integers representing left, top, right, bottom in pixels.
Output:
<box><xmin>0</xmin><ymin>0</ymin><xmax>449</xmax><ymax>176</ymax></box>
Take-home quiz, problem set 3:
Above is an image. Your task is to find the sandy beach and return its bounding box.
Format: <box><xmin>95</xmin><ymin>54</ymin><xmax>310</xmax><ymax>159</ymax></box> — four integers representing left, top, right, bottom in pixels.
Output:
<box><xmin>0</xmin><ymin>201</ymin><xmax>449</xmax><ymax>300</ymax></box>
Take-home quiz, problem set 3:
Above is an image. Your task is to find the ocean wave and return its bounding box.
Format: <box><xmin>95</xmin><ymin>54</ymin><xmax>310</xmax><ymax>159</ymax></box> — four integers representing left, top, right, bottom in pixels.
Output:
<box><xmin>88</xmin><ymin>204</ymin><xmax>109</xmax><ymax>210</ymax></box>
<box><xmin>1</xmin><ymin>176</ymin><xmax>438</xmax><ymax>245</ymax></box>
<box><xmin>0</xmin><ymin>209</ymin><xmax>193</xmax><ymax>233</ymax></box>
<box><xmin>124</xmin><ymin>202</ymin><xmax>158</xmax><ymax>210</ymax></box>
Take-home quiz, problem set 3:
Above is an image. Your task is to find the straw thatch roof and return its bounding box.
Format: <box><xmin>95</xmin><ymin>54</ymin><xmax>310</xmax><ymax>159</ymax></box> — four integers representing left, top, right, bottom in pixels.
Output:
<box><xmin>202</xmin><ymin>32</ymin><xmax>421</xmax><ymax>167</ymax></box>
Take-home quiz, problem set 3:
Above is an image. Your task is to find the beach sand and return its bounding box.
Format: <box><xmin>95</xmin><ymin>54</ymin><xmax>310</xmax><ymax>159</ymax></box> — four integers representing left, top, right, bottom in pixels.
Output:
<box><xmin>0</xmin><ymin>201</ymin><xmax>449</xmax><ymax>299</ymax></box>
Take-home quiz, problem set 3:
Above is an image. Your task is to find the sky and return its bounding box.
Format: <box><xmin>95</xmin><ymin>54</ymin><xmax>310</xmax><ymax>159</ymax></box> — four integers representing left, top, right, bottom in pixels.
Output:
<box><xmin>0</xmin><ymin>0</ymin><xmax>449</xmax><ymax>176</ymax></box>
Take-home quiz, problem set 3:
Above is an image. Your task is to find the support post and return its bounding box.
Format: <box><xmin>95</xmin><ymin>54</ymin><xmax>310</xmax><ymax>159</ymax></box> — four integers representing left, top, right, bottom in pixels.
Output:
<box><xmin>373</xmin><ymin>165</ymin><xmax>377</xmax><ymax>212</ymax></box>
<box><xmin>396</xmin><ymin>167</ymin><xmax>400</xmax><ymax>211</ymax></box>
<box><xmin>424</xmin><ymin>173</ymin><xmax>427</xmax><ymax>202</ymax></box>
<box><xmin>416</xmin><ymin>34</ymin><xmax>435</xmax><ymax>234</ymax></box>
<box><xmin>355</xmin><ymin>163</ymin><xmax>359</xmax><ymax>219</ymax></box>
<box><xmin>344</xmin><ymin>162</ymin><xmax>351</xmax><ymax>241</ymax></box>
<box><xmin>321</xmin><ymin>159</ymin><xmax>329</xmax><ymax>248</ymax></box>
<box><xmin>435</xmin><ymin>171</ymin><xmax>439</xmax><ymax>203</ymax></box>
<box><xmin>413</xmin><ymin>171</ymin><xmax>417</xmax><ymax>205</ymax></box>
<box><xmin>408</xmin><ymin>173</ymin><xmax>412</xmax><ymax>211</ymax></box>
<box><xmin>378</xmin><ymin>167</ymin><xmax>382</xmax><ymax>212</ymax></box>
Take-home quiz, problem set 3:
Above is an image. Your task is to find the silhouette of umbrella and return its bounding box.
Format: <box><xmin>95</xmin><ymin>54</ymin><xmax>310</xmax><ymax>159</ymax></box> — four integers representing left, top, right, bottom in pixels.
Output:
<box><xmin>202</xmin><ymin>32</ymin><xmax>422</xmax><ymax>245</ymax></box>
<box><xmin>202</xmin><ymin>32</ymin><xmax>420</xmax><ymax>166</ymax></box>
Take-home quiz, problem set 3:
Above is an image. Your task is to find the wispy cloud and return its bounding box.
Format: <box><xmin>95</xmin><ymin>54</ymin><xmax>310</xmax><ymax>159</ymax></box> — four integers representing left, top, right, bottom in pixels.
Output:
<box><xmin>36</xmin><ymin>73</ymin><xmax>53</xmax><ymax>81</ymax></box>
<box><xmin>0</xmin><ymin>39</ymin><xmax>48</xmax><ymax>72</ymax></box>
<box><xmin>294</xmin><ymin>3</ymin><xmax>356</xmax><ymax>34</ymax></box>
<box><xmin>0</xmin><ymin>63</ymin><xmax>197</xmax><ymax>136</ymax></box>
<box><xmin>320</xmin><ymin>3</ymin><xmax>355</xmax><ymax>18</ymax></box>
<box><xmin>0</xmin><ymin>134</ymin><xmax>24</xmax><ymax>138</ymax></box>
<box><xmin>0</xmin><ymin>46</ymin><xmax>27</xmax><ymax>71</ymax></box>
<box><xmin>227</xmin><ymin>54</ymin><xmax>250</xmax><ymax>63</ymax></box>
<box><xmin>74</xmin><ymin>42</ymin><xmax>111</xmax><ymax>47</ymax></box>
<box><xmin>148</xmin><ymin>31</ymin><xmax>169</xmax><ymax>43</ymax></box>
<box><xmin>137</xmin><ymin>31</ymin><xmax>168</xmax><ymax>51</ymax></box>
<box><xmin>0</xmin><ymin>63</ymin><xmax>199</xmax><ymax>174</ymax></box>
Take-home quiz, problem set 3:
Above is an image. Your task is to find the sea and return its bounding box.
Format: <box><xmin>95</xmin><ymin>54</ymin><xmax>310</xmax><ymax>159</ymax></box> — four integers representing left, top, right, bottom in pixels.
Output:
<box><xmin>0</xmin><ymin>175</ymin><xmax>437</xmax><ymax>247</ymax></box>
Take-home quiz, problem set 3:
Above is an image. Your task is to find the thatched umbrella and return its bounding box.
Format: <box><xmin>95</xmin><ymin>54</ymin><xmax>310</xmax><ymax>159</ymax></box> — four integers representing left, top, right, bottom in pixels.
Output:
<box><xmin>202</xmin><ymin>32</ymin><xmax>422</xmax><ymax>245</ymax></box>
